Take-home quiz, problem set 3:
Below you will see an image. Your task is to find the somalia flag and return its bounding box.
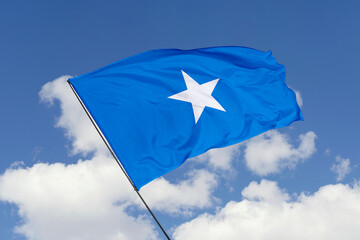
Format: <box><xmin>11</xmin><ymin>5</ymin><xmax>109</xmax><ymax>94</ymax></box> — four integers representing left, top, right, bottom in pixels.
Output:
<box><xmin>68</xmin><ymin>47</ymin><xmax>303</xmax><ymax>189</ymax></box>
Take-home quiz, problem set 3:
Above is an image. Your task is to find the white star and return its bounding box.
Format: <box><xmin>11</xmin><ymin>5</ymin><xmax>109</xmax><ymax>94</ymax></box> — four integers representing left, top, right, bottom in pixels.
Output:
<box><xmin>168</xmin><ymin>70</ymin><xmax>226</xmax><ymax>123</ymax></box>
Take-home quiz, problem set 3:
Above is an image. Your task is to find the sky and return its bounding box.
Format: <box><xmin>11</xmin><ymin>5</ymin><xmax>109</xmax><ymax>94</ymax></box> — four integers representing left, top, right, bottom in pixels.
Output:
<box><xmin>0</xmin><ymin>0</ymin><xmax>359</xmax><ymax>239</ymax></box>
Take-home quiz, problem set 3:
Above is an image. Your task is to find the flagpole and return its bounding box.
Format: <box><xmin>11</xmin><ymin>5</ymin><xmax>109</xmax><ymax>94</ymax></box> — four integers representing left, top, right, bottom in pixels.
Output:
<box><xmin>67</xmin><ymin>81</ymin><xmax>171</xmax><ymax>240</ymax></box>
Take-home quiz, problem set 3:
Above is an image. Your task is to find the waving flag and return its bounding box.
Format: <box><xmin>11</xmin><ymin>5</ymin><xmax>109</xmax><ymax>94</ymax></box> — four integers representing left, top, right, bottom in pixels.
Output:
<box><xmin>68</xmin><ymin>47</ymin><xmax>303</xmax><ymax>189</ymax></box>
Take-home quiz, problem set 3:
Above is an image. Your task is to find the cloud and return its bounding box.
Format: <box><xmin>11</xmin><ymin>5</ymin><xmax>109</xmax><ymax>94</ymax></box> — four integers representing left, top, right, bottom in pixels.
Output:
<box><xmin>173</xmin><ymin>180</ymin><xmax>360</xmax><ymax>240</ymax></box>
<box><xmin>142</xmin><ymin>170</ymin><xmax>218</xmax><ymax>215</ymax></box>
<box><xmin>244</xmin><ymin>130</ymin><xmax>317</xmax><ymax>176</ymax></box>
<box><xmin>0</xmin><ymin>156</ymin><xmax>158</xmax><ymax>240</ymax></box>
<box><xmin>241</xmin><ymin>179</ymin><xmax>290</xmax><ymax>205</ymax></box>
<box><xmin>39</xmin><ymin>75</ymin><xmax>106</xmax><ymax>155</ymax></box>
<box><xmin>0</xmin><ymin>157</ymin><xmax>218</xmax><ymax>239</ymax></box>
<box><xmin>193</xmin><ymin>144</ymin><xmax>241</xmax><ymax>171</ymax></box>
<box><xmin>294</xmin><ymin>90</ymin><xmax>303</xmax><ymax>108</ymax></box>
<box><xmin>331</xmin><ymin>155</ymin><xmax>351</xmax><ymax>181</ymax></box>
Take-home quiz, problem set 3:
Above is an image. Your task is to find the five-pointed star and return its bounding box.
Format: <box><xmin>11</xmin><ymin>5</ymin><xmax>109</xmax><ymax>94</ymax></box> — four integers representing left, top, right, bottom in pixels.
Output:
<box><xmin>168</xmin><ymin>70</ymin><xmax>225</xmax><ymax>123</ymax></box>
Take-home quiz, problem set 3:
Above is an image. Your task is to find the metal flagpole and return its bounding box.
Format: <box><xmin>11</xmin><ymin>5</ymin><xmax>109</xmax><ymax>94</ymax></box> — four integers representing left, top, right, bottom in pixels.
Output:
<box><xmin>67</xmin><ymin>81</ymin><xmax>171</xmax><ymax>240</ymax></box>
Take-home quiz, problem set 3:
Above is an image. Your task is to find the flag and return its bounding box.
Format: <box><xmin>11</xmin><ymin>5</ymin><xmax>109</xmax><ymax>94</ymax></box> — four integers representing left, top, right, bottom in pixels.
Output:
<box><xmin>68</xmin><ymin>46</ymin><xmax>303</xmax><ymax>189</ymax></box>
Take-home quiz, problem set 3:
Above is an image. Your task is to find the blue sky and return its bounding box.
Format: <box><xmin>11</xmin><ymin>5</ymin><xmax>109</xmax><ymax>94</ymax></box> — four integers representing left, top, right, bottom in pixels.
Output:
<box><xmin>1</xmin><ymin>1</ymin><xmax>359</xmax><ymax>239</ymax></box>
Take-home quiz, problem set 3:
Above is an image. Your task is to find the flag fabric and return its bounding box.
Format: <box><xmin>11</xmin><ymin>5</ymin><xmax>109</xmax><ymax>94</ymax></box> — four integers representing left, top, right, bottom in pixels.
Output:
<box><xmin>68</xmin><ymin>46</ymin><xmax>303</xmax><ymax>189</ymax></box>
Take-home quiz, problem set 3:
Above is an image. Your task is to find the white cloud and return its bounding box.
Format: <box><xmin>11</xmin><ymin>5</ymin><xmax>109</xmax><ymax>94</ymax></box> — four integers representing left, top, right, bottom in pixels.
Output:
<box><xmin>142</xmin><ymin>170</ymin><xmax>218</xmax><ymax>215</ymax></box>
<box><xmin>0</xmin><ymin>156</ymin><xmax>218</xmax><ymax>239</ymax></box>
<box><xmin>0</xmin><ymin>156</ymin><xmax>157</xmax><ymax>240</ymax></box>
<box><xmin>173</xmin><ymin>180</ymin><xmax>360</xmax><ymax>240</ymax></box>
<box><xmin>193</xmin><ymin>144</ymin><xmax>241</xmax><ymax>171</ymax></box>
<box><xmin>244</xmin><ymin>130</ymin><xmax>317</xmax><ymax>176</ymax></box>
<box><xmin>294</xmin><ymin>90</ymin><xmax>303</xmax><ymax>108</ymax></box>
<box><xmin>39</xmin><ymin>76</ymin><xmax>106</xmax><ymax>155</ymax></box>
<box><xmin>331</xmin><ymin>155</ymin><xmax>351</xmax><ymax>181</ymax></box>
<box><xmin>241</xmin><ymin>179</ymin><xmax>290</xmax><ymax>205</ymax></box>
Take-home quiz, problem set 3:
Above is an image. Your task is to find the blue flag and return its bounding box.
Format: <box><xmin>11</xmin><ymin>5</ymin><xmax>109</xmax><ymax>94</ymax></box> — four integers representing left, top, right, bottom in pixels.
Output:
<box><xmin>69</xmin><ymin>47</ymin><xmax>303</xmax><ymax>189</ymax></box>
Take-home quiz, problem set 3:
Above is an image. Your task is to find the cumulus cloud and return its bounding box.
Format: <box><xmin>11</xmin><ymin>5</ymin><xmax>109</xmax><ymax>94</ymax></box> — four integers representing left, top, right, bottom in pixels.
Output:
<box><xmin>244</xmin><ymin>130</ymin><xmax>317</xmax><ymax>176</ymax></box>
<box><xmin>193</xmin><ymin>144</ymin><xmax>241</xmax><ymax>171</ymax></box>
<box><xmin>173</xmin><ymin>180</ymin><xmax>360</xmax><ymax>240</ymax></box>
<box><xmin>143</xmin><ymin>170</ymin><xmax>218</xmax><ymax>215</ymax></box>
<box><xmin>294</xmin><ymin>90</ymin><xmax>303</xmax><ymax>108</ymax></box>
<box><xmin>331</xmin><ymin>155</ymin><xmax>351</xmax><ymax>181</ymax></box>
<box><xmin>0</xmin><ymin>156</ymin><xmax>157</xmax><ymax>240</ymax></box>
<box><xmin>39</xmin><ymin>75</ymin><xmax>106</xmax><ymax>155</ymax></box>
<box><xmin>241</xmin><ymin>179</ymin><xmax>290</xmax><ymax>205</ymax></box>
<box><xmin>0</xmin><ymin>157</ymin><xmax>219</xmax><ymax>240</ymax></box>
